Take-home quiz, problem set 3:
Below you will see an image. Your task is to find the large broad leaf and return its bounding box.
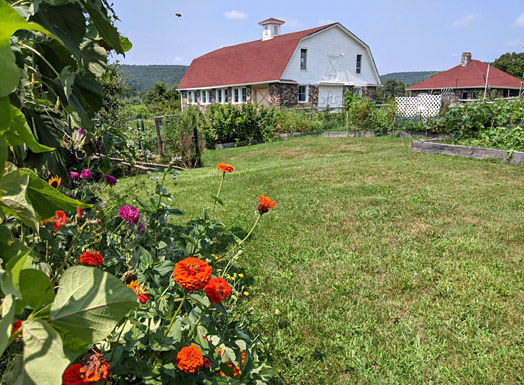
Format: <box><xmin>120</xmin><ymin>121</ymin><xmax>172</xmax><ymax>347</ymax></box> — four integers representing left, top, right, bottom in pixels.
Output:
<box><xmin>0</xmin><ymin>0</ymin><xmax>59</xmax><ymax>97</ymax></box>
<box><xmin>79</xmin><ymin>39</ymin><xmax>107</xmax><ymax>77</ymax></box>
<box><xmin>0</xmin><ymin>244</ymin><xmax>31</xmax><ymax>298</ymax></box>
<box><xmin>3</xmin><ymin>104</ymin><xmax>54</xmax><ymax>153</ymax></box>
<box><xmin>0</xmin><ymin>294</ymin><xmax>15</xmax><ymax>356</ymax></box>
<box><xmin>0</xmin><ymin>96</ymin><xmax>10</xmax><ymax>133</ymax></box>
<box><xmin>0</xmin><ymin>134</ymin><xmax>7</xmax><ymax>188</ymax></box>
<box><xmin>31</xmin><ymin>3</ymin><xmax>85</xmax><ymax>58</ymax></box>
<box><xmin>50</xmin><ymin>266</ymin><xmax>138</xmax><ymax>345</ymax></box>
<box><xmin>22</xmin><ymin>319</ymin><xmax>70</xmax><ymax>385</ymax></box>
<box><xmin>82</xmin><ymin>0</ymin><xmax>124</xmax><ymax>54</ymax></box>
<box><xmin>19</xmin><ymin>269</ymin><xmax>55</xmax><ymax>309</ymax></box>
<box><xmin>0</xmin><ymin>170</ymin><xmax>38</xmax><ymax>228</ymax></box>
<box><xmin>20</xmin><ymin>168</ymin><xmax>91</xmax><ymax>221</ymax></box>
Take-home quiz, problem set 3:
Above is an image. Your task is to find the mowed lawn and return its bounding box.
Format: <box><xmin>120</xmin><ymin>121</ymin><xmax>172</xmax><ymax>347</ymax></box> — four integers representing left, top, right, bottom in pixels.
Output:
<box><xmin>113</xmin><ymin>136</ymin><xmax>524</xmax><ymax>384</ymax></box>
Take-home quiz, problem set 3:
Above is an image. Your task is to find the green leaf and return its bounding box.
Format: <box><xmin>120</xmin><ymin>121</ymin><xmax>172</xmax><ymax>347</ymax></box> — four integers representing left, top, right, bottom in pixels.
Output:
<box><xmin>210</xmin><ymin>195</ymin><xmax>224</xmax><ymax>206</ymax></box>
<box><xmin>0</xmin><ymin>0</ymin><xmax>59</xmax><ymax>97</ymax></box>
<box><xmin>0</xmin><ymin>246</ymin><xmax>31</xmax><ymax>298</ymax></box>
<box><xmin>82</xmin><ymin>0</ymin><xmax>124</xmax><ymax>54</ymax></box>
<box><xmin>119</xmin><ymin>35</ymin><xmax>132</xmax><ymax>52</ymax></box>
<box><xmin>79</xmin><ymin>39</ymin><xmax>107</xmax><ymax>77</ymax></box>
<box><xmin>31</xmin><ymin>3</ymin><xmax>85</xmax><ymax>58</ymax></box>
<box><xmin>19</xmin><ymin>269</ymin><xmax>55</xmax><ymax>309</ymax></box>
<box><xmin>20</xmin><ymin>168</ymin><xmax>91</xmax><ymax>221</ymax></box>
<box><xmin>3</xmin><ymin>104</ymin><xmax>54</xmax><ymax>153</ymax></box>
<box><xmin>2</xmin><ymin>354</ymin><xmax>23</xmax><ymax>385</ymax></box>
<box><xmin>0</xmin><ymin>96</ymin><xmax>10</xmax><ymax>133</ymax></box>
<box><xmin>22</xmin><ymin>319</ymin><xmax>70</xmax><ymax>385</ymax></box>
<box><xmin>52</xmin><ymin>323</ymin><xmax>89</xmax><ymax>356</ymax></box>
<box><xmin>0</xmin><ymin>169</ymin><xmax>38</xmax><ymax>228</ymax></box>
<box><xmin>0</xmin><ymin>294</ymin><xmax>15</xmax><ymax>356</ymax></box>
<box><xmin>0</xmin><ymin>134</ymin><xmax>7</xmax><ymax>188</ymax></box>
<box><xmin>50</xmin><ymin>266</ymin><xmax>138</xmax><ymax>345</ymax></box>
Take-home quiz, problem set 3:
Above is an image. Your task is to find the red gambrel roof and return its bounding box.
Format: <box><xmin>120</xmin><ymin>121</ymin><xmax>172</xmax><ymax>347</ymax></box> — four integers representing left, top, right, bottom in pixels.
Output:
<box><xmin>178</xmin><ymin>24</ymin><xmax>336</xmax><ymax>90</ymax></box>
<box><xmin>407</xmin><ymin>60</ymin><xmax>522</xmax><ymax>90</ymax></box>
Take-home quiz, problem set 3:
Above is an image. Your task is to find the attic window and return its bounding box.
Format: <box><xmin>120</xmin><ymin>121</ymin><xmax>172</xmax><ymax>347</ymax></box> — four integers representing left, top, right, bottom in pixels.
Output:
<box><xmin>300</xmin><ymin>49</ymin><xmax>307</xmax><ymax>71</ymax></box>
<box><xmin>356</xmin><ymin>55</ymin><xmax>362</xmax><ymax>74</ymax></box>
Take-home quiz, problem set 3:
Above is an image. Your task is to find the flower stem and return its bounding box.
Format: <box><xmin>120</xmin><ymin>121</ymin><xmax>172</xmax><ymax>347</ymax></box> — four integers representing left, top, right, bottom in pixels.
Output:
<box><xmin>187</xmin><ymin>303</ymin><xmax>212</xmax><ymax>340</ymax></box>
<box><xmin>161</xmin><ymin>291</ymin><xmax>188</xmax><ymax>344</ymax></box>
<box><xmin>210</xmin><ymin>172</ymin><xmax>225</xmax><ymax>219</ymax></box>
<box><xmin>222</xmin><ymin>213</ymin><xmax>261</xmax><ymax>277</ymax></box>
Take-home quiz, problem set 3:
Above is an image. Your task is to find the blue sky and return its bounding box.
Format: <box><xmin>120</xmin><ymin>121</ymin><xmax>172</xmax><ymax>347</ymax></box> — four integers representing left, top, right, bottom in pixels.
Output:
<box><xmin>112</xmin><ymin>0</ymin><xmax>524</xmax><ymax>75</ymax></box>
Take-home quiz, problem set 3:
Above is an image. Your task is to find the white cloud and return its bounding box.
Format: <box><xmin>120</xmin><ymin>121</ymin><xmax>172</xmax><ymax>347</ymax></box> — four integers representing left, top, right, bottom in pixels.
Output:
<box><xmin>515</xmin><ymin>12</ymin><xmax>524</xmax><ymax>27</ymax></box>
<box><xmin>173</xmin><ymin>56</ymin><xmax>184</xmax><ymax>63</ymax></box>
<box><xmin>318</xmin><ymin>18</ymin><xmax>335</xmax><ymax>25</ymax></box>
<box><xmin>506</xmin><ymin>39</ymin><xmax>523</xmax><ymax>47</ymax></box>
<box><xmin>449</xmin><ymin>13</ymin><xmax>479</xmax><ymax>28</ymax></box>
<box><xmin>224</xmin><ymin>10</ymin><xmax>248</xmax><ymax>20</ymax></box>
<box><xmin>284</xmin><ymin>18</ymin><xmax>301</xmax><ymax>28</ymax></box>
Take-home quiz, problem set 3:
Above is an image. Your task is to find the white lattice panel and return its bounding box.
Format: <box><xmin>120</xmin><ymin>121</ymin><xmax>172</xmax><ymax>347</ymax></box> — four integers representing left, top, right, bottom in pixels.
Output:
<box><xmin>396</xmin><ymin>95</ymin><xmax>442</xmax><ymax>117</ymax></box>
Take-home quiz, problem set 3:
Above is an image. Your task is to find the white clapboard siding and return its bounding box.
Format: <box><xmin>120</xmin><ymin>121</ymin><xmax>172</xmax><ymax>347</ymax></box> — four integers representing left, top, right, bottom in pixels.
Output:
<box><xmin>282</xmin><ymin>24</ymin><xmax>380</xmax><ymax>87</ymax></box>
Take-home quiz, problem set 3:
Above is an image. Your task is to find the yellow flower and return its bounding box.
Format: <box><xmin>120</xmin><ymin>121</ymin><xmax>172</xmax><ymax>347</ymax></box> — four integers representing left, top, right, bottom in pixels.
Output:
<box><xmin>243</xmin><ymin>291</ymin><xmax>249</xmax><ymax>296</ymax></box>
<box><xmin>238</xmin><ymin>273</ymin><xmax>244</xmax><ymax>278</ymax></box>
<box><xmin>48</xmin><ymin>176</ymin><xmax>61</xmax><ymax>189</ymax></box>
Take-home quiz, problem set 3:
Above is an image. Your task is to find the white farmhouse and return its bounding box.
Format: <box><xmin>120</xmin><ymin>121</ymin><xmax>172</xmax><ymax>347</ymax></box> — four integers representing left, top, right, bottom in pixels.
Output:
<box><xmin>177</xmin><ymin>18</ymin><xmax>381</xmax><ymax>110</ymax></box>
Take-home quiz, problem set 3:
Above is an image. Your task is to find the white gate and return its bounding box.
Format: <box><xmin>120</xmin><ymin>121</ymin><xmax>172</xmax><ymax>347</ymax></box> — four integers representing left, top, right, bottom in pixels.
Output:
<box><xmin>318</xmin><ymin>86</ymin><xmax>343</xmax><ymax>109</ymax></box>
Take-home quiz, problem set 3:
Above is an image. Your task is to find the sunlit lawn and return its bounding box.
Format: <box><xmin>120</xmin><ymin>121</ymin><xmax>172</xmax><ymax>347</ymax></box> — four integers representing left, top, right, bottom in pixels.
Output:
<box><xmin>111</xmin><ymin>136</ymin><xmax>524</xmax><ymax>384</ymax></box>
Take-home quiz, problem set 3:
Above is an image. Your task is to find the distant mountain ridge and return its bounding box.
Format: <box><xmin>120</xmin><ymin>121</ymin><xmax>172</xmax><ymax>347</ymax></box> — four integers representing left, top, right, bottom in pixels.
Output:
<box><xmin>120</xmin><ymin>65</ymin><xmax>438</xmax><ymax>91</ymax></box>
<box><xmin>380</xmin><ymin>71</ymin><xmax>439</xmax><ymax>85</ymax></box>
<box><xmin>121</xmin><ymin>64</ymin><xmax>188</xmax><ymax>91</ymax></box>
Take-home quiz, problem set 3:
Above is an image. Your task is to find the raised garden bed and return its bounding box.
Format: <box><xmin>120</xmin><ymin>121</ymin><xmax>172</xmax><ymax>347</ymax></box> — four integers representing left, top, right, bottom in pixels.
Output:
<box><xmin>411</xmin><ymin>140</ymin><xmax>524</xmax><ymax>164</ymax></box>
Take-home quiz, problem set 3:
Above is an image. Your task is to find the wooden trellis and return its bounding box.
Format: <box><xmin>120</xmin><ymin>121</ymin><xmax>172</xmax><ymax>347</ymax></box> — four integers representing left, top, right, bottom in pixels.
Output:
<box><xmin>396</xmin><ymin>94</ymin><xmax>442</xmax><ymax>118</ymax></box>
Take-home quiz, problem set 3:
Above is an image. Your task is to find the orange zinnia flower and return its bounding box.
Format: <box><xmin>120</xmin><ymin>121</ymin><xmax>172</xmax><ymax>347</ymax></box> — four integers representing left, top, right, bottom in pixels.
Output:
<box><xmin>79</xmin><ymin>351</ymin><xmax>111</xmax><ymax>383</ymax></box>
<box><xmin>176</xmin><ymin>345</ymin><xmax>204</xmax><ymax>374</ymax></box>
<box><xmin>76</xmin><ymin>205</ymin><xmax>82</xmax><ymax>218</ymax></box>
<box><xmin>53</xmin><ymin>210</ymin><xmax>68</xmax><ymax>231</ymax></box>
<box><xmin>257</xmin><ymin>195</ymin><xmax>276</xmax><ymax>214</ymax></box>
<box><xmin>80</xmin><ymin>250</ymin><xmax>103</xmax><ymax>266</ymax></box>
<box><xmin>127</xmin><ymin>280</ymin><xmax>150</xmax><ymax>303</ymax></box>
<box><xmin>217</xmin><ymin>162</ymin><xmax>233</xmax><ymax>173</ymax></box>
<box><xmin>217</xmin><ymin>347</ymin><xmax>245</xmax><ymax>377</ymax></box>
<box><xmin>203</xmin><ymin>277</ymin><xmax>232</xmax><ymax>304</ymax></box>
<box><xmin>62</xmin><ymin>364</ymin><xmax>87</xmax><ymax>385</ymax></box>
<box><xmin>173</xmin><ymin>257</ymin><xmax>212</xmax><ymax>291</ymax></box>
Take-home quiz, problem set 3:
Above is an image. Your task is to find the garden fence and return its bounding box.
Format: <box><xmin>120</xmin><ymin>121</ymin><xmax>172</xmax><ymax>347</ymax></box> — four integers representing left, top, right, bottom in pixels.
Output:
<box><xmin>396</xmin><ymin>95</ymin><xmax>442</xmax><ymax>119</ymax></box>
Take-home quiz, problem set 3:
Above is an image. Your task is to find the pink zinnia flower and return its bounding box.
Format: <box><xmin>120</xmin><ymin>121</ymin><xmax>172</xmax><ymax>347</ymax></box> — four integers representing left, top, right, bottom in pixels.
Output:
<box><xmin>119</xmin><ymin>205</ymin><xmax>140</xmax><ymax>225</ymax></box>
<box><xmin>70</xmin><ymin>171</ymin><xmax>79</xmax><ymax>180</ymax></box>
<box><xmin>80</xmin><ymin>169</ymin><xmax>92</xmax><ymax>180</ymax></box>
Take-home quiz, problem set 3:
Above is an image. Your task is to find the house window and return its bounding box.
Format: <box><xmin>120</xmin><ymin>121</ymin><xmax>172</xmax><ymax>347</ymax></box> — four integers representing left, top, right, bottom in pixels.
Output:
<box><xmin>234</xmin><ymin>88</ymin><xmax>240</xmax><ymax>103</ymax></box>
<box><xmin>298</xmin><ymin>85</ymin><xmax>308</xmax><ymax>103</ymax></box>
<box><xmin>224</xmin><ymin>89</ymin><xmax>229</xmax><ymax>103</ymax></box>
<box><xmin>201</xmin><ymin>90</ymin><xmax>210</xmax><ymax>104</ymax></box>
<box><xmin>188</xmin><ymin>91</ymin><xmax>197</xmax><ymax>104</ymax></box>
<box><xmin>461</xmin><ymin>91</ymin><xmax>468</xmax><ymax>99</ymax></box>
<box><xmin>300</xmin><ymin>49</ymin><xmax>307</xmax><ymax>71</ymax></box>
<box><xmin>356</xmin><ymin>55</ymin><xmax>362</xmax><ymax>74</ymax></box>
<box><xmin>242</xmin><ymin>87</ymin><xmax>247</xmax><ymax>102</ymax></box>
<box><xmin>216</xmin><ymin>89</ymin><xmax>222</xmax><ymax>103</ymax></box>
<box><xmin>273</xmin><ymin>26</ymin><xmax>278</xmax><ymax>35</ymax></box>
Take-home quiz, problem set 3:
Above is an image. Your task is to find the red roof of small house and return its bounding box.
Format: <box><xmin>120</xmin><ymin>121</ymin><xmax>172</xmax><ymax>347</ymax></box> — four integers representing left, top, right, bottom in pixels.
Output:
<box><xmin>258</xmin><ymin>18</ymin><xmax>285</xmax><ymax>25</ymax></box>
<box><xmin>177</xmin><ymin>24</ymin><xmax>336</xmax><ymax>90</ymax></box>
<box><xmin>407</xmin><ymin>60</ymin><xmax>522</xmax><ymax>90</ymax></box>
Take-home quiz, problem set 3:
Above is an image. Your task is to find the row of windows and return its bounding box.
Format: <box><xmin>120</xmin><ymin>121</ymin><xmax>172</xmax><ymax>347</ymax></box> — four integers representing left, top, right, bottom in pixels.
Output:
<box><xmin>188</xmin><ymin>88</ymin><xmax>248</xmax><ymax>105</ymax></box>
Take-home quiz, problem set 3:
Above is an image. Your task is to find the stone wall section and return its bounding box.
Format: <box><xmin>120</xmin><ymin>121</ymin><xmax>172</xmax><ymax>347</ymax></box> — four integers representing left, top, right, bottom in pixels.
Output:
<box><xmin>268</xmin><ymin>83</ymin><xmax>299</xmax><ymax>107</ymax></box>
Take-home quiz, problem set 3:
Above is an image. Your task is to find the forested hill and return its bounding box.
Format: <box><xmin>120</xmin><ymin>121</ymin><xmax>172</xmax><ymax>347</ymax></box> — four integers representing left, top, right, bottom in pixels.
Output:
<box><xmin>121</xmin><ymin>64</ymin><xmax>188</xmax><ymax>91</ymax></box>
<box><xmin>120</xmin><ymin>64</ymin><xmax>438</xmax><ymax>91</ymax></box>
<box><xmin>380</xmin><ymin>71</ymin><xmax>439</xmax><ymax>85</ymax></box>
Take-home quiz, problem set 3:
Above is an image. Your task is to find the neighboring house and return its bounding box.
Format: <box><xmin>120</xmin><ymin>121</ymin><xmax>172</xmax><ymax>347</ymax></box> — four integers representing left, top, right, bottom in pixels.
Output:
<box><xmin>407</xmin><ymin>52</ymin><xmax>523</xmax><ymax>100</ymax></box>
<box><xmin>177</xmin><ymin>18</ymin><xmax>381</xmax><ymax>111</ymax></box>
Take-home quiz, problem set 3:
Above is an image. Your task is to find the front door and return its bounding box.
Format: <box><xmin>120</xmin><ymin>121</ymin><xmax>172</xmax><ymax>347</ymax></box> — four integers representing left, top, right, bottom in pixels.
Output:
<box><xmin>318</xmin><ymin>86</ymin><xmax>343</xmax><ymax>109</ymax></box>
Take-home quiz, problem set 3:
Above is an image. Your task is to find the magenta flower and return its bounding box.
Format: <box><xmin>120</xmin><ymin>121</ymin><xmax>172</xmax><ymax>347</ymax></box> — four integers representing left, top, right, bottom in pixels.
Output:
<box><xmin>77</xmin><ymin>128</ymin><xmax>85</xmax><ymax>137</ymax></box>
<box><xmin>70</xmin><ymin>171</ymin><xmax>79</xmax><ymax>180</ymax></box>
<box><xmin>80</xmin><ymin>169</ymin><xmax>92</xmax><ymax>180</ymax></box>
<box><xmin>104</xmin><ymin>174</ymin><xmax>117</xmax><ymax>187</ymax></box>
<box><xmin>119</xmin><ymin>205</ymin><xmax>140</xmax><ymax>225</ymax></box>
<box><xmin>138</xmin><ymin>222</ymin><xmax>145</xmax><ymax>234</ymax></box>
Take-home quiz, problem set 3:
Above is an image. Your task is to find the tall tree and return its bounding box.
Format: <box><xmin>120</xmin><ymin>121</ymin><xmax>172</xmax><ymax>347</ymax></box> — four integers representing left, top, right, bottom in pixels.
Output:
<box><xmin>492</xmin><ymin>52</ymin><xmax>524</xmax><ymax>78</ymax></box>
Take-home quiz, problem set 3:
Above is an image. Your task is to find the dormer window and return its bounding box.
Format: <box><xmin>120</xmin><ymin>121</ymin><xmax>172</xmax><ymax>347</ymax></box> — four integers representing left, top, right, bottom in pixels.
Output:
<box><xmin>258</xmin><ymin>18</ymin><xmax>285</xmax><ymax>40</ymax></box>
<box><xmin>300</xmin><ymin>49</ymin><xmax>307</xmax><ymax>71</ymax></box>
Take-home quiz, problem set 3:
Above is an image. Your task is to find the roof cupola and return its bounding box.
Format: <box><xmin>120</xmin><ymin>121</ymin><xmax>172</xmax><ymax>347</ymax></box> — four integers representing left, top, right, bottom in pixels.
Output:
<box><xmin>258</xmin><ymin>18</ymin><xmax>285</xmax><ymax>40</ymax></box>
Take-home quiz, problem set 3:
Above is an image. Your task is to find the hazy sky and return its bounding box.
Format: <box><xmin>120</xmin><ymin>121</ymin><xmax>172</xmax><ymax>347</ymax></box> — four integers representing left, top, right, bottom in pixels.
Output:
<box><xmin>111</xmin><ymin>0</ymin><xmax>524</xmax><ymax>74</ymax></box>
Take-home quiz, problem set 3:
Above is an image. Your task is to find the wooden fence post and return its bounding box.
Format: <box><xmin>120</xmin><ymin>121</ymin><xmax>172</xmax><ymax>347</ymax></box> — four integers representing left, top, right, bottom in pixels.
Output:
<box><xmin>154</xmin><ymin>116</ymin><xmax>164</xmax><ymax>156</ymax></box>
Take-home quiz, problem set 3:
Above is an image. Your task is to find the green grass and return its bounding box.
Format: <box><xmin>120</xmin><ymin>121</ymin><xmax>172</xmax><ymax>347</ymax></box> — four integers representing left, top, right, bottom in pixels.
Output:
<box><xmin>111</xmin><ymin>136</ymin><xmax>524</xmax><ymax>384</ymax></box>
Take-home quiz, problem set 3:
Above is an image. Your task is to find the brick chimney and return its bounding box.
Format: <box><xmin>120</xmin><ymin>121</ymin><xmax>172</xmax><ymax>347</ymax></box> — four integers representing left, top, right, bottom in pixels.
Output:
<box><xmin>258</xmin><ymin>18</ymin><xmax>285</xmax><ymax>40</ymax></box>
<box><xmin>461</xmin><ymin>52</ymin><xmax>472</xmax><ymax>67</ymax></box>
